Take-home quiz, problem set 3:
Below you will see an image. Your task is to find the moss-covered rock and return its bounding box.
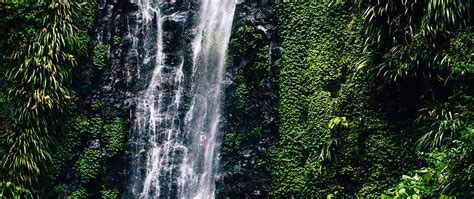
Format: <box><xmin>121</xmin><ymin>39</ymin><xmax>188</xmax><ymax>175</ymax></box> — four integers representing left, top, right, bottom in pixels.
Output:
<box><xmin>271</xmin><ymin>1</ymin><xmax>417</xmax><ymax>197</ymax></box>
<box><xmin>103</xmin><ymin>118</ymin><xmax>126</xmax><ymax>158</ymax></box>
<box><xmin>101</xmin><ymin>188</ymin><xmax>119</xmax><ymax>199</ymax></box>
<box><xmin>70</xmin><ymin>186</ymin><xmax>88</xmax><ymax>199</ymax></box>
<box><xmin>219</xmin><ymin>1</ymin><xmax>279</xmax><ymax>197</ymax></box>
<box><xmin>93</xmin><ymin>42</ymin><xmax>108</xmax><ymax>70</ymax></box>
<box><xmin>77</xmin><ymin>149</ymin><xmax>102</xmax><ymax>184</ymax></box>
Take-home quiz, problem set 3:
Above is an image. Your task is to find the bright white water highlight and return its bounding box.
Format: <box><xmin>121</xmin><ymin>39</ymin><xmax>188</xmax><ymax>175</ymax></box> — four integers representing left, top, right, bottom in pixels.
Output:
<box><xmin>126</xmin><ymin>0</ymin><xmax>236</xmax><ymax>198</ymax></box>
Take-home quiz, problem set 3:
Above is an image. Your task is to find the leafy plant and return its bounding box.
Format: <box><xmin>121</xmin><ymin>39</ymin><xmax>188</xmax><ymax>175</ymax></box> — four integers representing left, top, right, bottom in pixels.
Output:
<box><xmin>416</xmin><ymin>100</ymin><xmax>462</xmax><ymax>149</ymax></box>
<box><xmin>357</xmin><ymin>2</ymin><xmax>473</xmax><ymax>197</ymax></box>
<box><xmin>70</xmin><ymin>186</ymin><xmax>88</xmax><ymax>199</ymax></box>
<box><xmin>101</xmin><ymin>188</ymin><xmax>119</xmax><ymax>199</ymax></box>
<box><xmin>103</xmin><ymin>118</ymin><xmax>125</xmax><ymax>158</ymax></box>
<box><xmin>443</xmin><ymin>27</ymin><xmax>474</xmax><ymax>78</ymax></box>
<box><xmin>2</xmin><ymin>1</ymin><xmax>80</xmax><ymax>187</ymax></box>
<box><xmin>0</xmin><ymin>181</ymin><xmax>32</xmax><ymax>199</ymax></box>
<box><xmin>92</xmin><ymin>42</ymin><xmax>107</xmax><ymax>70</ymax></box>
<box><xmin>358</xmin><ymin>0</ymin><xmax>472</xmax><ymax>86</ymax></box>
<box><xmin>387</xmin><ymin>170</ymin><xmax>437</xmax><ymax>198</ymax></box>
<box><xmin>76</xmin><ymin>149</ymin><xmax>102</xmax><ymax>184</ymax></box>
<box><xmin>328</xmin><ymin>116</ymin><xmax>348</xmax><ymax>130</ymax></box>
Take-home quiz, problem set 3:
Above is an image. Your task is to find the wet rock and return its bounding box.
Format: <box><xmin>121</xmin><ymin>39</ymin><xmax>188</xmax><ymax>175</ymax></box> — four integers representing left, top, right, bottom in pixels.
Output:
<box><xmin>88</xmin><ymin>139</ymin><xmax>101</xmax><ymax>149</ymax></box>
<box><xmin>217</xmin><ymin>0</ymin><xmax>280</xmax><ymax>197</ymax></box>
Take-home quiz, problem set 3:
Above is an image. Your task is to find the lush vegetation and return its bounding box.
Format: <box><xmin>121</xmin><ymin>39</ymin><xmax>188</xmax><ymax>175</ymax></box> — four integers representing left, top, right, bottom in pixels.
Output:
<box><xmin>0</xmin><ymin>2</ymin><xmax>80</xmax><ymax>197</ymax></box>
<box><xmin>269</xmin><ymin>0</ymin><xmax>472</xmax><ymax>197</ymax></box>
<box><xmin>0</xmin><ymin>0</ymin><xmax>471</xmax><ymax>198</ymax></box>
<box><xmin>219</xmin><ymin>5</ymin><xmax>279</xmax><ymax>194</ymax></box>
<box><xmin>360</xmin><ymin>0</ymin><xmax>473</xmax><ymax>197</ymax></box>
<box><xmin>0</xmin><ymin>1</ymin><xmax>126</xmax><ymax>198</ymax></box>
<box><xmin>272</xmin><ymin>2</ymin><xmax>414</xmax><ymax>196</ymax></box>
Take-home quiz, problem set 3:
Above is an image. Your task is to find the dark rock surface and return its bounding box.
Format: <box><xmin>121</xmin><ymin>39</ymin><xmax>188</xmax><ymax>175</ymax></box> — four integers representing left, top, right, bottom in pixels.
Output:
<box><xmin>75</xmin><ymin>0</ymin><xmax>280</xmax><ymax>197</ymax></box>
<box><xmin>217</xmin><ymin>0</ymin><xmax>281</xmax><ymax>197</ymax></box>
<box><xmin>69</xmin><ymin>1</ymin><xmax>134</xmax><ymax>196</ymax></box>
<box><xmin>75</xmin><ymin>0</ymin><xmax>133</xmax><ymax>120</ymax></box>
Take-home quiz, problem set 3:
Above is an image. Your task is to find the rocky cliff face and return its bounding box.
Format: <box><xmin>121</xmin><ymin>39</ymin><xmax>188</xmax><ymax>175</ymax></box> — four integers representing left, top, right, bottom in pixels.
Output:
<box><xmin>43</xmin><ymin>1</ymin><xmax>134</xmax><ymax>197</ymax></box>
<box><xmin>218</xmin><ymin>0</ymin><xmax>281</xmax><ymax>197</ymax></box>
<box><xmin>71</xmin><ymin>0</ymin><xmax>279</xmax><ymax>197</ymax></box>
<box><xmin>87</xmin><ymin>1</ymin><xmax>202</xmax><ymax>196</ymax></box>
<box><xmin>89</xmin><ymin>1</ymin><xmax>201</xmax><ymax>121</ymax></box>
<box><xmin>75</xmin><ymin>0</ymin><xmax>135</xmax><ymax>119</ymax></box>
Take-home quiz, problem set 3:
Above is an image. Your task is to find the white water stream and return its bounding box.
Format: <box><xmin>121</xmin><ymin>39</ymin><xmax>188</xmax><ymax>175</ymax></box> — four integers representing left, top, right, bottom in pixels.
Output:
<box><xmin>126</xmin><ymin>0</ymin><xmax>236</xmax><ymax>198</ymax></box>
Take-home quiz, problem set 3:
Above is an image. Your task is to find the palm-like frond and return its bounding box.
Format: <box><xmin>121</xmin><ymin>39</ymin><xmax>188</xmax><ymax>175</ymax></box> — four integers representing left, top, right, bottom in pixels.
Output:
<box><xmin>1</xmin><ymin>1</ymin><xmax>80</xmax><ymax>187</ymax></box>
<box><xmin>360</xmin><ymin>0</ymin><xmax>471</xmax><ymax>84</ymax></box>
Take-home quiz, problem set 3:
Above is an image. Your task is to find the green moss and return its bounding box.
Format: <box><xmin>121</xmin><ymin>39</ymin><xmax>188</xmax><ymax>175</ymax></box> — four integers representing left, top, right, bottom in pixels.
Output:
<box><xmin>222</xmin><ymin>133</ymin><xmax>242</xmax><ymax>156</ymax></box>
<box><xmin>91</xmin><ymin>99</ymin><xmax>102</xmax><ymax>111</ymax></box>
<box><xmin>66</xmin><ymin>116</ymin><xmax>104</xmax><ymax>139</ymax></box>
<box><xmin>220</xmin><ymin>3</ymin><xmax>279</xmax><ymax>195</ymax></box>
<box><xmin>113</xmin><ymin>35</ymin><xmax>121</xmax><ymax>46</ymax></box>
<box><xmin>76</xmin><ymin>149</ymin><xmax>102</xmax><ymax>184</ymax></box>
<box><xmin>90</xmin><ymin>117</ymin><xmax>106</xmax><ymax>137</ymax></box>
<box><xmin>46</xmin><ymin>112</ymin><xmax>127</xmax><ymax>197</ymax></box>
<box><xmin>253</xmin><ymin>46</ymin><xmax>270</xmax><ymax>73</ymax></box>
<box><xmin>49</xmin><ymin>116</ymin><xmax>85</xmax><ymax>176</ymax></box>
<box><xmin>101</xmin><ymin>188</ymin><xmax>119</xmax><ymax>199</ymax></box>
<box><xmin>75</xmin><ymin>0</ymin><xmax>97</xmax><ymax>60</ymax></box>
<box><xmin>223</xmin><ymin>128</ymin><xmax>262</xmax><ymax>156</ymax></box>
<box><xmin>103</xmin><ymin>118</ymin><xmax>126</xmax><ymax>158</ymax></box>
<box><xmin>272</xmin><ymin>1</ymin><xmax>416</xmax><ymax>196</ymax></box>
<box><xmin>229</xmin><ymin>25</ymin><xmax>261</xmax><ymax>55</ymax></box>
<box><xmin>77</xmin><ymin>33</ymin><xmax>91</xmax><ymax>58</ymax></box>
<box><xmin>93</xmin><ymin>42</ymin><xmax>108</xmax><ymax>70</ymax></box>
<box><xmin>235</xmin><ymin>83</ymin><xmax>249</xmax><ymax>109</ymax></box>
<box><xmin>76</xmin><ymin>1</ymin><xmax>97</xmax><ymax>30</ymax></box>
<box><xmin>70</xmin><ymin>187</ymin><xmax>88</xmax><ymax>199</ymax></box>
<box><xmin>52</xmin><ymin>184</ymin><xmax>65</xmax><ymax>197</ymax></box>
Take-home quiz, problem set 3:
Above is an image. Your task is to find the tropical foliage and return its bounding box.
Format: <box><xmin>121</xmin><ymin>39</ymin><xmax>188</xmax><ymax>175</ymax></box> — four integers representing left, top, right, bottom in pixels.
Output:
<box><xmin>0</xmin><ymin>0</ymin><xmax>471</xmax><ymax>198</ymax></box>
<box><xmin>358</xmin><ymin>0</ymin><xmax>473</xmax><ymax>197</ymax></box>
<box><xmin>2</xmin><ymin>0</ymin><xmax>79</xmax><ymax>188</ymax></box>
<box><xmin>0</xmin><ymin>0</ymin><xmax>96</xmax><ymax>197</ymax></box>
<box><xmin>359</xmin><ymin>0</ymin><xmax>472</xmax><ymax>84</ymax></box>
<box><xmin>269</xmin><ymin>0</ymin><xmax>472</xmax><ymax>197</ymax></box>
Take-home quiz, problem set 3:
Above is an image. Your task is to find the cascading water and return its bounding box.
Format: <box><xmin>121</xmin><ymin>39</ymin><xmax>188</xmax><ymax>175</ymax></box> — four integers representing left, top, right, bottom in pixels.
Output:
<box><xmin>125</xmin><ymin>0</ymin><xmax>236</xmax><ymax>198</ymax></box>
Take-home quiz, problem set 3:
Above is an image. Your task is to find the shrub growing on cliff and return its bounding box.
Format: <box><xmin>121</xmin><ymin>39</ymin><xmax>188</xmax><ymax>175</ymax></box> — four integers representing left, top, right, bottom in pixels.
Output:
<box><xmin>76</xmin><ymin>148</ymin><xmax>102</xmax><ymax>184</ymax></box>
<box><xmin>1</xmin><ymin>1</ymin><xmax>80</xmax><ymax>191</ymax></box>
<box><xmin>101</xmin><ymin>188</ymin><xmax>119</xmax><ymax>199</ymax></box>
<box><xmin>359</xmin><ymin>0</ymin><xmax>472</xmax><ymax>84</ymax></box>
<box><xmin>70</xmin><ymin>186</ymin><xmax>88</xmax><ymax>199</ymax></box>
<box><xmin>104</xmin><ymin>118</ymin><xmax>126</xmax><ymax>158</ymax></box>
<box><xmin>93</xmin><ymin>42</ymin><xmax>108</xmax><ymax>70</ymax></box>
<box><xmin>359</xmin><ymin>0</ymin><xmax>473</xmax><ymax>197</ymax></box>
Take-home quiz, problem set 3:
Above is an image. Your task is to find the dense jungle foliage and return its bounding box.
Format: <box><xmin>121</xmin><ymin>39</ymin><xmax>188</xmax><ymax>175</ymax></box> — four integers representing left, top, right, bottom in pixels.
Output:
<box><xmin>0</xmin><ymin>1</ymin><xmax>125</xmax><ymax>198</ymax></box>
<box><xmin>271</xmin><ymin>0</ymin><xmax>472</xmax><ymax>197</ymax></box>
<box><xmin>0</xmin><ymin>0</ymin><xmax>472</xmax><ymax>198</ymax></box>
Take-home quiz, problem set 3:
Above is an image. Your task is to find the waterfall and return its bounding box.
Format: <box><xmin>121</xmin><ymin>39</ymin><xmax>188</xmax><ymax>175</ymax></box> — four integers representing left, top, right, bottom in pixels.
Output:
<box><xmin>125</xmin><ymin>0</ymin><xmax>236</xmax><ymax>198</ymax></box>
